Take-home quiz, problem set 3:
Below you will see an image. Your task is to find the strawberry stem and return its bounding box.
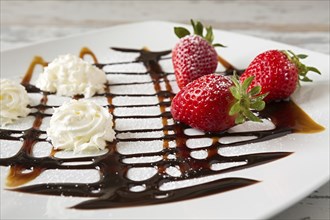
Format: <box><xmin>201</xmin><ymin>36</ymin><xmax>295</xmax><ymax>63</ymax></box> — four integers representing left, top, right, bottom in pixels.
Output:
<box><xmin>174</xmin><ymin>19</ymin><xmax>225</xmax><ymax>47</ymax></box>
<box><xmin>282</xmin><ymin>50</ymin><xmax>321</xmax><ymax>83</ymax></box>
<box><xmin>229</xmin><ymin>73</ymin><xmax>268</xmax><ymax>124</ymax></box>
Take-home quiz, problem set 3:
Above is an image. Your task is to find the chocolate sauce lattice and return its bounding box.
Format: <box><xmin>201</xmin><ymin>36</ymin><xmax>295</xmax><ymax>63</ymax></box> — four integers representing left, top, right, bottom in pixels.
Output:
<box><xmin>0</xmin><ymin>47</ymin><xmax>324</xmax><ymax>209</ymax></box>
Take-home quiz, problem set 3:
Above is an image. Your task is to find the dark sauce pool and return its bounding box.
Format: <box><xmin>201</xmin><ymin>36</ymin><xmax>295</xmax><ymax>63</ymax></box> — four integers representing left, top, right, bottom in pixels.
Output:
<box><xmin>0</xmin><ymin>47</ymin><xmax>324</xmax><ymax>209</ymax></box>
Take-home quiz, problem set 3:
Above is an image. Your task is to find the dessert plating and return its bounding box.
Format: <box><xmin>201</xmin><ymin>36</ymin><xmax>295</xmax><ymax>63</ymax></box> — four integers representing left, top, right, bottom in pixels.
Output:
<box><xmin>47</xmin><ymin>99</ymin><xmax>115</xmax><ymax>154</ymax></box>
<box><xmin>0</xmin><ymin>79</ymin><xmax>31</xmax><ymax>126</ymax></box>
<box><xmin>0</xmin><ymin>47</ymin><xmax>324</xmax><ymax>209</ymax></box>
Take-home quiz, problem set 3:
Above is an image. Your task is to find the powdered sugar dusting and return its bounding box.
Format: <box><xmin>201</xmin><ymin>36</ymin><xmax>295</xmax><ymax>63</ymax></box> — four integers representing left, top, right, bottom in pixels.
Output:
<box><xmin>112</xmin><ymin>96</ymin><xmax>159</xmax><ymax>106</ymax></box>
<box><xmin>190</xmin><ymin>150</ymin><xmax>208</xmax><ymax>159</ymax></box>
<box><xmin>117</xmin><ymin>141</ymin><xmax>163</xmax><ymax>155</ymax></box>
<box><xmin>114</xmin><ymin>106</ymin><xmax>160</xmax><ymax>116</ymax></box>
<box><xmin>0</xmin><ymin>47</ymin><xmax>297</xmax><ymax>205</ymax></box>
<box><xmin>127</xmin><ymin>167</ymin><xmax>158</xmax><ymax>181</ymax></box>
<box><xmin>110</xmin><ymin>84</ymin><xmax>155</xmax><ymax>95</ymax></box>
<box><xmin>186</xmin><ymin>138</ymin><xmax>213</xmax><ymax>149</ymax></box>
<box><xmin>117</xmin><ymin>131</ymin><xmax>163</xmax><ymax>139</ymax></box>
<box><xmin>228</xmin><ymin>119</ymin><xmax>275</xmax><ymax>132</ymax></box>
<box><xmin>0</xmin><ymin>140</ymin><xmax>22</xmax><ymax>158</ymax></box>
<box><xmin>210</xmin><ymin>161</ymin><xmax>247</xmax><ymax>171</ymax></box>
<box><xmin>115</xmin><ymin>118</ymin><xmax>163</xmax><ymax>131</ymax></box>
<box><xmin>103</xmin><ymin>63</ymin><xmax>146</xmax><ymax>73</ymax></box>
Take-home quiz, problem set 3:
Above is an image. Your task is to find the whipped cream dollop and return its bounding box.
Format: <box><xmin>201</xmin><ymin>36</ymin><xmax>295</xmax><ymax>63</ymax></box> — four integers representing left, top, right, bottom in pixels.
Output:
<box><xmin>47</xmin><ymin>100</ymin><xmax>115</xmax><ymax>154</ymax></box>
<box><xmin>0</xmin><ymin>79</ymin><xmax>30</xmax><ymax>126</ymax></box>
<box><xmin>36</xmin><ymin>54</ymin><xmax>107</xmax><ymax>98</ymax></box>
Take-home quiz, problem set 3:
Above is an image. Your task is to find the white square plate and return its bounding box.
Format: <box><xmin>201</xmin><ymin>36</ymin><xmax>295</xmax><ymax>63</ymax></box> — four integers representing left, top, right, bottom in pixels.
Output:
<box><xmin>1</xmin><ymin>21</ymin><xmax>329</xmax><ymax>219</ymax></box>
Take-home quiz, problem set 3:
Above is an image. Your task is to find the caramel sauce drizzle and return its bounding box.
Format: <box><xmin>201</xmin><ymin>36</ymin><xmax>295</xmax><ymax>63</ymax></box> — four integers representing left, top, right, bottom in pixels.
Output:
<box><xmin>21</xmin><ymin>56</ymin><xmax>48</xmax><ymax>85</ymax></box>
<box><xmin>260</xmin><ymin>101</ymin><xmax>324</xmax><ymax>133</ymax></box>
<box><xmin>79</xmin><ymin>47</ymin><xmax>99</xmax><ymax>63</ymax></box>
<box><xmin>6</xmin><ymin>166</ymin><xmax>44</xmax><ymax>188</ymax></box>
<box><xmin>0</xmin><ymin>47</ymin><xmax>325</xmax><ymax>209</ymax></box>
<box><xmin>5</xmin><ymin>47</ymin><xmax>97</xmax><ymax>187</ymax></box>
<box><xmin>217</xmin><ymin>55</ymin><xmax>236</xmax><ymax>71</ymax></box>
<box><xmin>6</xmin><ymin>56</ymin><xmax>49</xmax><ymax>187</ymax></box>
<box><xmin>136</xmin><ymin>48</ymin><xmax>173</xmax><ymax>149</ymax></box>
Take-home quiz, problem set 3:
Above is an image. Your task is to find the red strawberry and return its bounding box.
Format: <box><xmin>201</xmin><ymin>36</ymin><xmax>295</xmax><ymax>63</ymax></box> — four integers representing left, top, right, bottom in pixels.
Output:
<box><xmin>172</xmin><ymin>20</ymin><xmax>225</xmax><ymax>89</ymax></box>
<box><xmin>171</xmin><ymin>73</ymin><xmax>267</xmax><ymax>132</ymax></box>
<box><xmin>240</xmin><ymin>50</ymin><xmax>321</xmax><ymax>102</ymax></box>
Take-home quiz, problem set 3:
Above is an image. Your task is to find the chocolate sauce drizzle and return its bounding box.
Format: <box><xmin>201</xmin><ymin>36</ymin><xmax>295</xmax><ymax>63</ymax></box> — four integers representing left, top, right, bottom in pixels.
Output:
<box><xmin>0</xmin><ymin>47</ymin><xmax>324</xmax><ymax>209</ymax></box>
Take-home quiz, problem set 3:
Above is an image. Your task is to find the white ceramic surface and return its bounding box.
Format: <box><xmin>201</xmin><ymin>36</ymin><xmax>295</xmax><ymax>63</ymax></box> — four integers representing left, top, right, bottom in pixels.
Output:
<box><xmin>1</xmin><ymin>21</ymin><xmax>329</xmax><ymax>220</ymax></box>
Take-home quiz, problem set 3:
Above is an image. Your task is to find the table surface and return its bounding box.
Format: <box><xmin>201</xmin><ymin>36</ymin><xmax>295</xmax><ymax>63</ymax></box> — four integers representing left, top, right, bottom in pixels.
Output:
<box><xmin>1</xmin><ymin>1</ymin><xmax>329</xmax><ymax>219</ymax></box>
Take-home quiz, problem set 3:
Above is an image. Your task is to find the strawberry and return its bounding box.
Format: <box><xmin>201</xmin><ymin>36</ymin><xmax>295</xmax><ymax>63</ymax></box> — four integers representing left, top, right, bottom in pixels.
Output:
<box><xmin>171</xmin><ymin>73</ymin><xmax>267</xmax><ymax>132</ymax></box>
<box><xmin>240</xmin><ymin>50</ymin><xmax>321</xmax><ymax>102</ymax></box>
<box><xmin>172</xmin><ymin>20</ymin><xmax>225</xmax><ymax>89</ymax></box>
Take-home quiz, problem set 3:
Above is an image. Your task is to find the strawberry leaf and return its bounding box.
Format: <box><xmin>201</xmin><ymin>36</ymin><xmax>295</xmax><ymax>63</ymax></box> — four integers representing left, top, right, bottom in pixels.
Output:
<box><xmin>249</xmin><ymin>85</ymin><xmax>261</xmax><ymax>96</ymax></box>
<box><xmin>174</xmin><ymin>27</ymin><xmax>190</xmax><ymax>39</ymax></box>
<box><xmin>229</xmin><ymin>74</ymin><xmax>267</xmax><ymax>125</ymax></box>
<box><xmin>235</xmin><ymin>114</ymin><xmax>245</xmax><ymax>124</ymax></box>
<box><xmin>180</xmin><ymin>19</ymin><xmax>225</xmax><ymax>47</ymax></box>
<box><xmin>205</xmin><ymin>26</ymin><xmax>214</xmax><ymax>44</ymax></box>
<box><xmin>250</xmin><ymin>100</ymin><xmax>266</xmax><ymax>111</ymax></box>
<box><xmin>230</xmin><ymin>87</ymin><xmax>241</xmax><ymax>100</ymax></box>
<box><xmin>191</xmin><ymin>19</ymin><xmax>202</xmax><ymax>36</ymax></box>
<box><xmin>195</xmin><ymin>21</ymin><xmax>204</xmax><ymax>36</ymax></box>
<box><xmin>242</xmin><ymin>76</ymin><xmax>254</xmax><ymax>91</ymax></box>
<box><xmin>300</xmin><ymin>76</ymin><xmax>313</xmax><ymax>82</ymax></box>
<box><xmin>243</xmin><ymin>109</ymin><xmax>262</xmax><ymax>122</ymax></box>
<box><xmin>254</xmin><ymin>92</ymin><xmax>269</xmax><ymax>101</ymax></box>
<box><xmin>307</xmin><ymin>66</ymin><xmax>321</xmax><ymax>75</ymax></box>
<box><xmin>229</xmin><ymin>102</ymin><xmax>241</xmax><ymax>116</ymax></box>
<box><xmin>297</xmin><ymin>54</ymin><xmax>308</xmax><ymax>59</ymax></box>
<box><xmin>212</xmin><ymin>43</ymin><xmax>226</xmax><ymax>48</ymax></box>
<box><xmin>282</xmin><ymin>50</ymin><xmax>321</xmax><ymax>84</ymax></box>
<box><xmin>231</xmin><ymin>72</ymin><xmax>240</xmax><ymax>87</ymax></box>
<box><xmin>190</xmin><ymin>19</ymin><xmax>196</xmax><ymax>31</ymax></box>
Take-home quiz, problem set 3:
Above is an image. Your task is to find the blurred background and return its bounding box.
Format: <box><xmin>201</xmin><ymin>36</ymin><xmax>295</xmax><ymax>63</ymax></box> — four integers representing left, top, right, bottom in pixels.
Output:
<box><xmin>1</xmin><ymin>1</ymin><xmax>329</xmax><ymax>220</ymax></box>
<box><xmin>1</xmin><ymin>0</ymin><xmax>329</xmax><ymax>53</ymax></box>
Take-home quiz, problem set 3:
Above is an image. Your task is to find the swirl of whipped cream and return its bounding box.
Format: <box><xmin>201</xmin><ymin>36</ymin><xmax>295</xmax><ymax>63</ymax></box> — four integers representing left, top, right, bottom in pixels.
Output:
<box><xmin>36</xmin><ymin>54</ymin><xmax>107</xmax><ymax>98</ymax></box>
<box><xmin>0</xmin><ymin>79</ymin><xmax>30</xmax><ymax>126</ymax></box>
<box><xmin>47</xmin><ymin>100</ymin><xmax>115</xmax><ymax>154</ymax></box>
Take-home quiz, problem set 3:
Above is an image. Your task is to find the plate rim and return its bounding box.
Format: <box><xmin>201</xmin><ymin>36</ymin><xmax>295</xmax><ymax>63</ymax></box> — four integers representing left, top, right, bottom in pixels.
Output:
<box><xmin>1</xmin><ymin>20</ymin><xmax>329</xmax><ymax>220</ymax></box>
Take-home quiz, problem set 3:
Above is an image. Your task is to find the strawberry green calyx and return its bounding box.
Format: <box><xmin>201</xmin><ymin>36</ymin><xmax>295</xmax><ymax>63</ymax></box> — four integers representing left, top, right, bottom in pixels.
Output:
<box><xmin>174</xmin><ymin>19</ymin><xmax>225</xmax><ymax>48</ymax></box>
<box><xmin>229</xmin><ymin>73</ymin><xmax>268</xmax><ymax>124</ymax></box>
<box><xmin>282</xmin><ymin>50</ymin><xmax>321</xmax><ymax>83</ymax></box>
